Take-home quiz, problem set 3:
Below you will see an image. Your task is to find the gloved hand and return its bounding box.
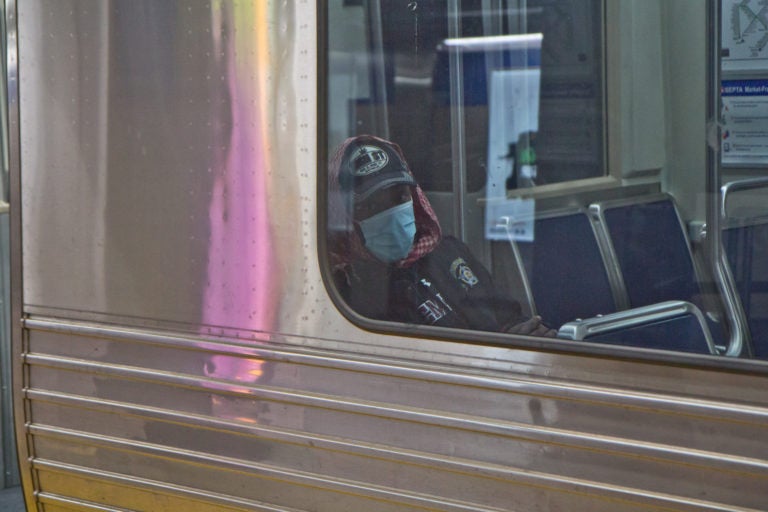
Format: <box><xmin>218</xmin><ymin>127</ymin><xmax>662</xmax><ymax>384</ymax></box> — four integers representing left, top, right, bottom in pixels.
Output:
<box><xmin>505</xmin><ymin>315</ymin><xmax>558</xmax><ymax>338</ymax></box>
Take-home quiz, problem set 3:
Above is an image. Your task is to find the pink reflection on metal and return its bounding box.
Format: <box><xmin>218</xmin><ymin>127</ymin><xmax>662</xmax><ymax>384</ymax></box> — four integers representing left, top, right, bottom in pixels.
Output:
<box><xmin>202</xmin><ymin>2</ymin><xmax>276</xmax><ymax>395</ymax></box>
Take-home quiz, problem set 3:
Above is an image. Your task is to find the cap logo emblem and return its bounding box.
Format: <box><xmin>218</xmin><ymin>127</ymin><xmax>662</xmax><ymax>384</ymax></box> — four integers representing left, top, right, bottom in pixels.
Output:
<box><xmin>350</xmin><ymin>145</ymin><xmax>389</xmax><ymax>176</ymax></box>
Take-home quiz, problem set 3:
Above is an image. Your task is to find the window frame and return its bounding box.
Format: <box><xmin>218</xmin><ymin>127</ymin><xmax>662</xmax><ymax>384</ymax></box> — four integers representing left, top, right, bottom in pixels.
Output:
<box><xmin>316</xmin><ymin>0</ymin><xmax>768</xmax><ymax>374</ymax></box>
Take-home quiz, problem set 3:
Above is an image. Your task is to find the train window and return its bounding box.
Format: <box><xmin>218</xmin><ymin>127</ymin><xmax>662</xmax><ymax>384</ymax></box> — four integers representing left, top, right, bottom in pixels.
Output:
<box><xmin>326</xmin><ymin>1</ymin><xmax>606</xmax><ymax>338</ymax></box>
<box><xmin>324</xmin><ymin>1</ymin><xmax>768</xmax><ymax>363</ymax></box>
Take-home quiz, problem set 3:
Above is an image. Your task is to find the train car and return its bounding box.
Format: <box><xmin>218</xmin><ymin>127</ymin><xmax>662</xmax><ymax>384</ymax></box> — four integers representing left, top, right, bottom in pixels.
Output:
<box><xmin>5</xmin><ymin>0</ymin><xmax>768</xmax><ymax>510</ymax></box>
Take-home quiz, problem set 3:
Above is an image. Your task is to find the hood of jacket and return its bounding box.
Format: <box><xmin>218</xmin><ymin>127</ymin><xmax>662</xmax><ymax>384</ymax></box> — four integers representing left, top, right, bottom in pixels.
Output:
<box><xmin>328</xmin><ymin>134</ymin><xmax>442</xmax><ymax>270</ymax></box>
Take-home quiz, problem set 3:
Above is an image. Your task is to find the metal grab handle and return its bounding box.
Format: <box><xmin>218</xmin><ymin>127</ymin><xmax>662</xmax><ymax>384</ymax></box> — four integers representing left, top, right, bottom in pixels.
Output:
<box><xmin>720</xmin><ymin>177</ymin><xmax>768</xmax><ymax>219</ymax></box>
<box><xmin>706</xmin><ymin>0</ymin><xmax>749</xmax><ymax>357</ymax></box>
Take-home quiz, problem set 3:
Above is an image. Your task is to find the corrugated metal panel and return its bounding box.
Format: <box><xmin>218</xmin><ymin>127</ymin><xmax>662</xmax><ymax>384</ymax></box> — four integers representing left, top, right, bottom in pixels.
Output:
<box><xmin>20</xmin><ymin>318</ymin><xmax>768</xmax><ymax>511</ymax></box>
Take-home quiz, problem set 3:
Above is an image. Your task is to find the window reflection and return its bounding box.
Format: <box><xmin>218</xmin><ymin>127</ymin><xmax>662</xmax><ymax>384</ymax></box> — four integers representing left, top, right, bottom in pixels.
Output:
<box><xmin>326</xmin><ymin>1</ymin><xmax>756</xmax><ymax>359</ymax></box>
<box><xmin>327</xmin><ymin>0</ymin><xmax>604</xmax><ymax>192</ymax></box>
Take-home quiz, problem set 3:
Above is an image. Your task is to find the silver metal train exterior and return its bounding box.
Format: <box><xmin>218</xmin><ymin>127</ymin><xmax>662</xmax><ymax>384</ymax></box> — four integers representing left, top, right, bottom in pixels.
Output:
<box><xmin>6</xmin><ymin>1</ymin><xmax>768</xmax><ymax>511</ymax></box>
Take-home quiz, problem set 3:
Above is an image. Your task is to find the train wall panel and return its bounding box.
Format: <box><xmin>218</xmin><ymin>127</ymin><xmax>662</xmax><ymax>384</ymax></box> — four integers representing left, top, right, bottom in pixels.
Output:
<box><xmin>36</xmin><ymin>471</ymin><xmax>290</xmax><ymax>512</ymax></box>
<box><xmin>19</xmin><ymin>320</ymin><xmax>768</xmax><ymax>511</ymax></box>
<box><xmin>24</xmin><ymin>323</ymin><xmax>768</xmax><ymax>463</ymax></box>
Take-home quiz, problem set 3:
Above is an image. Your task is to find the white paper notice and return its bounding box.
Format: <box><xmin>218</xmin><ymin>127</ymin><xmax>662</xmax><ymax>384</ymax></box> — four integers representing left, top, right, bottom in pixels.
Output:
<box><xmin>722</xmin><ymin>79</ymin><xmax>768</xmax><ymax>165</ymax></box>
<box><xmin>485</xmin><ymin>69</ymin><xmax>539</xmax><ymax>241</ymax></box>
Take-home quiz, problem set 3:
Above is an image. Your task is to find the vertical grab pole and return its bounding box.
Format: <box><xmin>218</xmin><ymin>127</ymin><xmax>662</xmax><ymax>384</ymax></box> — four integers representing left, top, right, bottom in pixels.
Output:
<box><xmin>448</xmin><ymin>0</ymin><xmax>467</xmax><ymax>241</ymax></box>
<box><xmin>706</xmin><ymin>0</ymin><xmax>749</xmax><ymax>357</ymax></box>
<box><xmin>366</xmin><ymin>0</ymin><xmax>390</xmax><ymax>139</ymax></box>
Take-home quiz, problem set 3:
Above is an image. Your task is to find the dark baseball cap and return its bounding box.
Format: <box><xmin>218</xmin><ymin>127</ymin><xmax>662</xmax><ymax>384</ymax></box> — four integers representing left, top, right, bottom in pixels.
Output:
<box><xmin>339</xmin><ymin>140</ymin><xmax>416</xmax><ymax>203</ymax></box>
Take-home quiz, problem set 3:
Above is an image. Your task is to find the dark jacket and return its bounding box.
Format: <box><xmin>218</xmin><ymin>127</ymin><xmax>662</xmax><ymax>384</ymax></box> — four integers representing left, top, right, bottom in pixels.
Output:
<box><xmin>335</xmin><ymin>236</ymin><xmax>525</xmax><ymax>331</ymax></box>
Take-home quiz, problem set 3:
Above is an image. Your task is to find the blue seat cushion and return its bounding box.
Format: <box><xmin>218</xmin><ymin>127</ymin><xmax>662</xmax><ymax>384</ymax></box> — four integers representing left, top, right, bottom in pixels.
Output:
<box><xmin>583</xmin><ymin>313</ymin><xmax>713</xmax><ymax>355</ymax></box>
<box><xmin>517</xmin><ymin>212</ymin><xmax>616</xmax><ymax>327</ymax></box>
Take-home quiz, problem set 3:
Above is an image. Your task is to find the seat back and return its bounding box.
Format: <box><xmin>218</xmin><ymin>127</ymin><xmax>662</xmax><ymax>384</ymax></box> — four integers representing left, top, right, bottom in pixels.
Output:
<box><xmin>511</xmin><ymin>208</ymin><xmax>620</xmax><ymax>328</ymax></box>
<box><xmin>590</xmin><ymin>195</ymin><xmax>702</xmax><ymax>309</ymax></box>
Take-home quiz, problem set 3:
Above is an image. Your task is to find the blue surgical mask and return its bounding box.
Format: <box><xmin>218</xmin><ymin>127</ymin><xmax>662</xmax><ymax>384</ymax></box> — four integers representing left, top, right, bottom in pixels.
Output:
<box><xmin>358</xmin><ymin>200</ymin><xmax>416</xmax><ymax>263</ymax></box>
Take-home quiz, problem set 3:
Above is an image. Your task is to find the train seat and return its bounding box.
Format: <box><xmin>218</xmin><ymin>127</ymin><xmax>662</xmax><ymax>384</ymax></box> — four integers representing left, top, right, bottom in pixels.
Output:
<box><xmin>589</xmin><ymin>194</ymin><xmax>703</xmax><ymax>308</ymax></box>
<box><xmin>502</xmin><ymin>208</ymin><xmax>622</xmax><ymax>328</ymax></box>
<box><xmin>558</xmin><ymin>300</ymin><xmax>718</xmax><ymax>355</ymax></box>
<box><xmin>721</xmin><ymin>179</ymin><xmax>768</xmax><ymax>359</ymax></box>
<box><xmin>589</xmin><ymin>194</ymin><xmax>729</xmax><ymax>350</ymax></box>
<box><xmin>723</xmin><ymin>219</ymin><xmax>768</xmax><ymax>358</ymax></box>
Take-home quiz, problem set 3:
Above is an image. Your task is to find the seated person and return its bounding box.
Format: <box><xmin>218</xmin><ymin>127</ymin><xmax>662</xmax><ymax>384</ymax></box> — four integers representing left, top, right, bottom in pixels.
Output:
<box><xmin>328</xmin><ymin>134</ymin><xmax>556</xmax><ymax>337</ymax></box>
